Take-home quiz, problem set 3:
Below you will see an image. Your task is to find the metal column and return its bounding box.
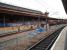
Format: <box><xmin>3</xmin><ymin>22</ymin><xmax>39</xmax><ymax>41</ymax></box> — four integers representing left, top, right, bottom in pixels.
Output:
<box><xmin>4</xmin><ymin>16</ymin><xmax>5</xmax><ymax>27</ymax></box>
<box><xmin>46</xmin><ymin>18</ymin><xmax>48</xmax><ymax>30</ymax></box>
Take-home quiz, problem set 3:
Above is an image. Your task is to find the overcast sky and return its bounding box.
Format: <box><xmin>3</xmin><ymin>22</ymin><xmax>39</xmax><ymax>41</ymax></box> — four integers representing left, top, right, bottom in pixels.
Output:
<box><xmin>0</xmin><ymin>0</ymin><xmax>67</xmax><ymax>19</ymax></box>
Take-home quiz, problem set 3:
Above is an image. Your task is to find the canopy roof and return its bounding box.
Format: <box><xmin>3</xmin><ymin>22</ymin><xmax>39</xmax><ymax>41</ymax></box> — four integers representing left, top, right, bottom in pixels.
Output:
<box><xmin>0</xmin><ymin>2</ymin><xmax>62</xmax><ymax>20</ymax></box>
<box><xmin>0</xmin><ymin>2</ymin><xmax>43</xmax><ymax>17</ymax></box>
<box><xmin>62</xmin><ymin>0</ymin><xmax>67</xmax><ymax>14</ymax></box>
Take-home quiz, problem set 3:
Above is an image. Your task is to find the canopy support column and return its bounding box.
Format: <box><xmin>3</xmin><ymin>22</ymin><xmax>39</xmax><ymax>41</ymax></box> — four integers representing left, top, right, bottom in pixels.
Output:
<box><xmin>4</xmin><ymin>16</ymin><xmax>5</xmax><ymax>27</ymax></box>
<box><xmin>46</xmin><ymin>18</ymin><xmax>48</xmax><ymax>30</ymax></box>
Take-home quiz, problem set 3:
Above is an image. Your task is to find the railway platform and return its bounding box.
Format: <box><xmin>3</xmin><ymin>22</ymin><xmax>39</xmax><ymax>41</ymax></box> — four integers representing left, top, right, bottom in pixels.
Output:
<box><xmin>51</xmin><ymin>26</ymin><xmax>67</xmax><ymax>50</ymax></box>
<box><xmin>0</xmin><ymin>24</ymin><xmax>65</xmax><ymax>50</ymax></box>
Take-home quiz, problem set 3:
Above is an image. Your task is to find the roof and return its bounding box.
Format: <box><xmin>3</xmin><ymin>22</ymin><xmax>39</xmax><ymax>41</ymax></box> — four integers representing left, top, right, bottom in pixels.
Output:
<box><xmin>0</xmin><ymin>2</ymin><xmax>42</xmax><ymax>17</ymax></box>
<box><xmin>62</xmin><ymin>0</ymin><xmax>67</xmax><ymax>14</ymax></box>
<box><xmin>0</xmin><ymin>2</ymin><xmax>64</xmax><ymax>20</ymax></box>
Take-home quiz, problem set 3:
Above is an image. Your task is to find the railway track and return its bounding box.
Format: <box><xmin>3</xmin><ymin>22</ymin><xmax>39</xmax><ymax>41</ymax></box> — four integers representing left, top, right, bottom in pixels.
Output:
<box><xmin>27</xmin><ymin>26</ymin><xmax>65</xmax><ymax>50</ymax></box>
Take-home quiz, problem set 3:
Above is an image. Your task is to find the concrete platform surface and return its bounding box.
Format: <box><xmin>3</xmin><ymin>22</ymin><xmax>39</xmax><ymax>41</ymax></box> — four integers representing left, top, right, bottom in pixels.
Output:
<box><xmin>51</xmin><ymin>26</ymin><xmax>67</xmax><ymax>50</ymax></box>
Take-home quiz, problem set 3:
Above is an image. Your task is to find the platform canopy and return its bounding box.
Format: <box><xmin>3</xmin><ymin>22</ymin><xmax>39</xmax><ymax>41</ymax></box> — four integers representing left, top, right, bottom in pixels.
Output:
<box><xmin>62</xmin><ymin>0</ymin><xmax>67</xmax><ymax>14</ymax></box>
<box><xmin>0</xmin><ymin>2</ymin><xmax>63</xmax><ymax>20</ymax></box>
<box><xmin>0</xmin><ymin>2</ymin><xmax>43</xmax><ymax>17</ymax></box>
